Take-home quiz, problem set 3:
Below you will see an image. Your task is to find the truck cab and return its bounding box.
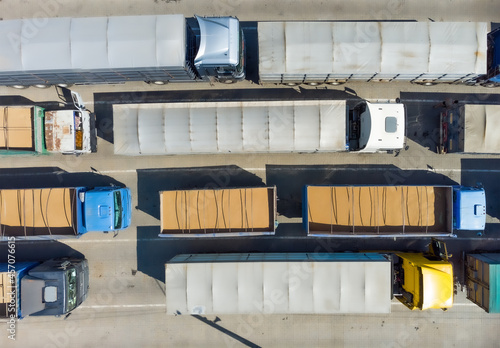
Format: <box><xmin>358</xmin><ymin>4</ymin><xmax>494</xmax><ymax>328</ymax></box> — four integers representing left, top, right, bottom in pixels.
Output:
<box><xmin>348</xmin><ymin>101</ymin><xmax>405</xmax><ymax>152</ymax></box>
<box><xmin>44</xmin><ymin>90</ymin><xmax>96</xmax><ymax>154</ymax></box>
<box><xmin>79</xmin><ymin>187</ymin><xmax>132</xmax><ymax>233</ymax></box>
<box><xmin>483</xmin><ymin>26</ymin><xmax>500</xmax><ymax>87</ymax></box>
<box><xmin>193</xmin><ymin>16</ymin><xmax>245</xmax><ymax>83</ymax></box>
<box><xmin>453</xmin><ymin>185</ymin><xmax>486</xmax><ymax>231</ymax></box>
<box><xmin>394</xmin><ymin>239</ymin><xmax>453</xmax><ymax>310</ymax></box>
<box><xmin>18</xmin><ymin>258</ymin><xmax>89</xmax><ymax>318</ymax></box>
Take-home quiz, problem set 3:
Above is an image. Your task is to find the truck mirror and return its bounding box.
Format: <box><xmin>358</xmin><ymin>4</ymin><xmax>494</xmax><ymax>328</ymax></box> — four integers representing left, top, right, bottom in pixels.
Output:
<box><xmin>71</xmin><ymin>91</ymin><xmax>86</xmax><ymax>111</ymax></box>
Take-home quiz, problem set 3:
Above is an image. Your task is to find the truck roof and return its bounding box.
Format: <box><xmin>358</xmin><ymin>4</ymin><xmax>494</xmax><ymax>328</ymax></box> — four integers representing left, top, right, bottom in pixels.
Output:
<box><xmin>194</xmin><ymin>16</ymin><xmax>240</xmax><ymax>68</ymax></box>
<box><xmin>462</xmin><ymin>104</ymin><xmax>500</xmax><ymax>153</ymax></box>
<box><xmin>0</xmin><ymin>188</ymin><xmax>78</xmax><ymax>238</ymax></box>
<box><xmin>0</xmin><ymin>15</ymin><xmax>187</xmax><ymax>72</ymax></box>
<box><xmin>358</xmin><ymin>102</ymin><xmax>405</xmax><ymax>152</ymax></box>
<box><xmin>165</xmin><ymin>253</ymin><xmax>392</xmax><ymax>315</ymax></box>
<box><xmin>160</xmin><ymin>187</ymin><xmax>276</xmax><ymax>237</ymax></box>
<box><xmin>258</xmin><ymin>22</ymin><xmax>487</xmax><ymax>82</ymax></box>
<box><xmin>397</xmin><ymin>252</ymin><xmax>454</xmax><ymax>310</ymax></box>
<box><xmin>113</xmin><ymin>100</ymin><xmax>347</xmax><ymax>155</ymax></box>
<box><xmin>304</xmin><ymin>185</ymin><xmax>453</xmax><ymax>236</ymax></box>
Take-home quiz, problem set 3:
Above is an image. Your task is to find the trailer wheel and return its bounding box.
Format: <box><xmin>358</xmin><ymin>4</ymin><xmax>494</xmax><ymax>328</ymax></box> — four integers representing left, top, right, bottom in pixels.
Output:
<box><xmin>10</xmin><ymin>85</ymin><xmax>28</xmax><ymax>89</ymax></box>
<box><xmin>327</xmin><ymin>81</ymin><xmax>346</xmax><ymax>86</ymax></box>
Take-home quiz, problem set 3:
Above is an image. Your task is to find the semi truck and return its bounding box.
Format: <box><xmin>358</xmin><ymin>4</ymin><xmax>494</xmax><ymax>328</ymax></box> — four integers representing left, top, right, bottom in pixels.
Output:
<box><xmin>0</xmin><ymin>90</ymin><xmax>96</xmax><ymax>155</ymax></box>
<box><xmin>159</xmin><ymin>187</ymin><xmax>277</xmax><ymax>237</ymax></box>
<box><xmin>0</xmin><ymin>186</ymin><xmax>132</xmax><ymax>240</ymax></box>
<box><xmin>258</xmin><ymin>21</ymin><xmax>500</xmax><ymax>87</ymax></box>
<box><xmin>113</xmin><ymin>99</ymin><xmax>405</xmax><ymax>155</ymax></box>
<box><xmin>302</xmin><ymin>185</ymin><xmax>486</xmax><ymax>237</ymax></box>
<box><xmin>439</xmin><ymin>104</ymin><xmax>500</xmax><ymax>154</ymax></box>
<box><xmin>0</xmin><ymin>14</ymin><xmax>244</xmax><ymax>87</ymax></box>
<box><xmin>464</xmin><ymin>253</ymin><xmax>500</xmax><ymax>313</ymax></box>
<box><xmin>1</xmin><ymin>258</ymin><xmax>89</xmax><ymax>318</ymax></box>
<box><xmin>165</xmin><ymin>241</ymin><xmax>454</xmax><ymax>314</ymax></box>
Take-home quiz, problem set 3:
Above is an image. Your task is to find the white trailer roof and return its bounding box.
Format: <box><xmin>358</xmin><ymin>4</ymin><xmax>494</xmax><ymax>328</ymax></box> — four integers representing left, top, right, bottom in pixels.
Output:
<box><xmin>113</xmin><ymin>100</ymin><xmax>347</xmax><ymax>155</ymax></box>
<box><xmin>463</xmin><ymin>105</ymin><xmax>500</xmax><ymax>153</ymax></box>
<box><xmin>0</xmin><ymin>15</ymin><xmax>186</xmax><ymax>71</ymax></box>
<box><xmin>259</xmin><ymin>22</ymin><xmax>487</xmax><ymax>81</ymax></box>
<box><xmin>166</xmin><ymin>253</ymin><xmax>392</xmax><ymax>315</ymax></box>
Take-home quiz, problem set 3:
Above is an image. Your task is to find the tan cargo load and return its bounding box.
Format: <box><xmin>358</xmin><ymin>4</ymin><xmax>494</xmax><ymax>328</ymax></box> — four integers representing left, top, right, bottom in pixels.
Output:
<box><xmin>0</xmin><ymin>107</ymin><xmax>34</xmax><ymax>149</ymax></box>
<box><xmin>0</xmin><ymin>188</ymin><xmax>77</xmax><ymax>237</ymax></box>
<box><xmin>160</xmin><ymin>187</ymin><xmax>276</xmax><ymax>236</ymax></box>
<box><xmin>305</xmin><ymin>186</ymin><xmax>450</xmax><ymax>235</ymax></box>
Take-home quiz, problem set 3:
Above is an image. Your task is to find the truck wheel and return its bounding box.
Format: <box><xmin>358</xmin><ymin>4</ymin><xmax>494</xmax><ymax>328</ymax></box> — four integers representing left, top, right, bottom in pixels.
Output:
<box><xmin>34</xmin><ymin>84</ymin><xmax>52</xmax><ymax>89</ymax></box>
<box><xmin>481</xmin><ymin>82</ymin><xmax>498</xmax><ymax>88</ymax></box>
<box><xmin>11</xmin><ymin>85</ymin><xmax>28</xmax><ymax>89</ymax></box>
<box><xmin>328</xmin><ymin>81</ymin><xmax>346</xmax><ymax>86</ymax></box>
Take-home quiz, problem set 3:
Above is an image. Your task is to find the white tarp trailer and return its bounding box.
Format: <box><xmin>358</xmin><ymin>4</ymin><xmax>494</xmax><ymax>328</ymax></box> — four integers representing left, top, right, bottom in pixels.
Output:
<box><xmin>258</xmin><ymin>22</ymin><xmax>487</xmax><ymax>84</ymax></box>
<box><xmin>165</xmin><ymin>253</ymin><xmax>392</xmax><ymax>315</ymax></box>
<box><xmin>0</xmin><ymin>15</ymin><xmax>194</xmax><ymax>86</ymax></box>
<box><xmin>461</xmin><ymin>104</ymin><xmax>500</xmax><ymax>153</ymax></box>
<box><xmin>113</xmin><ymin>100</ymin><xmax>348</xmax><ymax>155</ymax></box>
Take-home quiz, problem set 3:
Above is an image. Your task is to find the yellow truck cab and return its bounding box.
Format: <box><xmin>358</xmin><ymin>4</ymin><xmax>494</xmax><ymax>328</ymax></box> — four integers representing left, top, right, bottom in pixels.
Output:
<box><xmin>394</xmin><ymin>239</ymin><xmax>453</xmax><ymax>310</ymax></box>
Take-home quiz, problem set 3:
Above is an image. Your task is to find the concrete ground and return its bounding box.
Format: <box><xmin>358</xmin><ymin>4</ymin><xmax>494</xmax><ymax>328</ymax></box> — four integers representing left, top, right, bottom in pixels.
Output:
<box><xmin>1</xmin><ymin>1</ymin><xmax>500</xmax><ymax>347</ymax></box>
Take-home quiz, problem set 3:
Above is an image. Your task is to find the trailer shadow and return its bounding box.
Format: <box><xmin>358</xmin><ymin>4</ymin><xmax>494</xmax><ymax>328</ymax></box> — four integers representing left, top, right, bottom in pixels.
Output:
<box><xmin>265</xmin><ymin>164</ymin><xmax>457</xmax><ymax>218</ymax></box>
<box><xmin>400</xmin><ymin>91</ymin><xmax>500</xmax><ymax>153</ymax></box>
<box><xmin>136</xmin><ymin>166</ymin><xmax>264</xmax><ymax>220</ymax></box>
<box><xmin>0</xmin><ymin>167</ymin><xmax>124</xmax><ymax>189</ymax></box>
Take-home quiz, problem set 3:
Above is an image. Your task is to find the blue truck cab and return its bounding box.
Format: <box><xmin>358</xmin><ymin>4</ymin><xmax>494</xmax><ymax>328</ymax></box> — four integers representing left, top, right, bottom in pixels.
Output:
<box><xmin>453</xmin><ymin>186</ymin><xmax>486</xmax><ymax>231</ymax></box>
<box><xmin>77</xmin><ymin>187</ymin><xmax>132</xmax><ymax>233</ymax></box>
<box><xmin>1</xmin><ymin>258</ymin><xmax>89</xmax><ymax>319</ymax></box>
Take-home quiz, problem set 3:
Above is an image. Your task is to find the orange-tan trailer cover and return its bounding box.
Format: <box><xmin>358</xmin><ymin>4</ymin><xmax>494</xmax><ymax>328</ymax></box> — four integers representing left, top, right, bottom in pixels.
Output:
<box><xmin>303</xmin><ymin>185</ymin><xmax>453</xmax><ymax>237</ymax></box>
<box><xmin>160</xmin><ymin>187</ymin><xmax>277</xmax><ymax>237</ymax></box>
<box><xmin>0</xmin><ymin>188</ymin><xmax>77</xmax><ymax>238</ymax></box>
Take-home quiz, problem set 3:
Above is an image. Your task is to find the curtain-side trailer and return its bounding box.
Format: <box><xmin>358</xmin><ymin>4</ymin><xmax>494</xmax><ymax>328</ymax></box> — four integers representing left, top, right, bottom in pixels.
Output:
<box><xmin>258</xmin><ymin>21</ymin><xmax>500</xmax><ymax>87</ymax></box>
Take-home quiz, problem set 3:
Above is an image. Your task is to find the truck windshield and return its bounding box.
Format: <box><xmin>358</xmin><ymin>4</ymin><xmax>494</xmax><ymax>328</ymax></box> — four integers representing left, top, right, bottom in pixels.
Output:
<box><xmin>236</xmin><ymin>29</ymin><xmax>244</xmax><ymax>74</ymax></box>
<box><xmin>66</xmin><ymin>268</ymin><xmax>78</xmax><ymax>311</ymax></box>
<box><xmin>113</xmin><ymin>190</ymin><xmax>123</xmax><ymax>230</ymax></box>
<box><xmin>74</xmin><ymin>111</ymin><xmax>83</xmax><ymax>151</ymax></box>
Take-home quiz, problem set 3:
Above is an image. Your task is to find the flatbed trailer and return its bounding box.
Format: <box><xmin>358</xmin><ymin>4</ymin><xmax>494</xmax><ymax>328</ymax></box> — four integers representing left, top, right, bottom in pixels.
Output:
<box><xmin>303</xmin><ymin>185</ymin><xmax>486</xmax><ymax>237</ymax></box>
<box><xmin>159</xmin><ymin>187</ymin><xmax>277</xmax><ymax>237</ymax></box>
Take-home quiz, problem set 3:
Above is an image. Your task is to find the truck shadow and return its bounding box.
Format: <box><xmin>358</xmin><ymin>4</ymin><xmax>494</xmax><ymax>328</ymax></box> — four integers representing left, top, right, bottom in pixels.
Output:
<box><xmin>0</xmin><ymin>167</ymin><xmax>124</xmax><ymax>189</ymax></box>
<box><xmin>265</xmin><ymin>164</ymin><xmax>457</xmax><ymax>218</ymax></box>
<box><xmin>400</xmin><ymin>92</ymin><xmax>500</xmax><ymax>153</ymax></box>
<box><xmin>0</xmin><ymin>241</ymin><xmax>84</xmax><ymax>263</ymax></box>
<box><xmin>136</xmin><ymin>166</ymin><xmax>264</xmax><ymax>220</ymax></box>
